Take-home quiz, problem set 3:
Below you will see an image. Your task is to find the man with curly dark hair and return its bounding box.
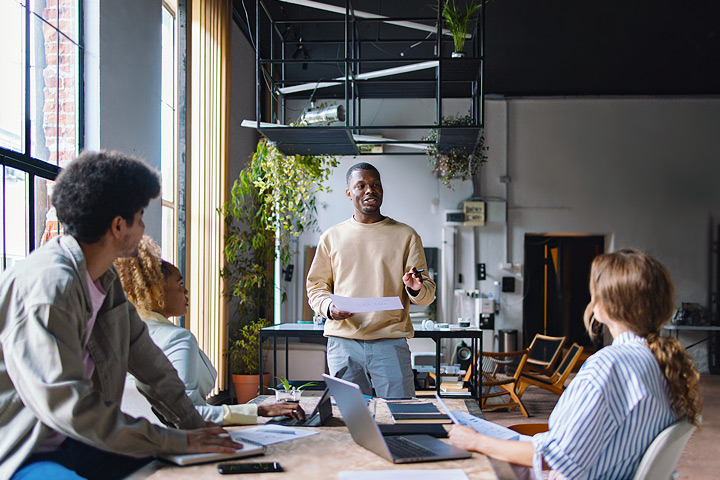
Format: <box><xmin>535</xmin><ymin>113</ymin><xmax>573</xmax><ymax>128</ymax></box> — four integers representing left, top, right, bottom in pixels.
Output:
<box><xmin>0</xmin><ymin>151</ymin><xmax>241</xmax><ymax>480</ymax></box>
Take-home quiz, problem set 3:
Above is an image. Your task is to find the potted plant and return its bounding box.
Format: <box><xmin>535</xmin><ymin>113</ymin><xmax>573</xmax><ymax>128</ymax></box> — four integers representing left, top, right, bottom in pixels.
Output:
<box><xmin>269</xmin><ymin>377</ymin><xmax>318</xmax><ymax>402</ymax></box>
<box><xmin>221</xmin><ymin>138</ymin><xmax>337</xmax><ymax>401</ymax></box>
<box><xmin>436</xmin><ymin>0</ymin><xmax>482</xmax><ymax>58</ymax></box>
<box><xmin>227</xmin><ymin>318</ymin><xmax>272</xmax><ymax>403</ymax></box>
<box><xmin>423</xmin><ymin>114</ymin><xmax>487</xmax><ymax>189</ymax></box>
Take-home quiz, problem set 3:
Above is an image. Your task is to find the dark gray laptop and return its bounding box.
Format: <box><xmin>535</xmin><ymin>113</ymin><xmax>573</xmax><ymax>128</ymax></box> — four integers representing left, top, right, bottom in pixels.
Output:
<box><xmin>266</xmin><ymin>387</ymin><xmax>332</xmax><ymax>427</ymax></box>
<box><xmin>322</xmin><ymin>374</ymin><xmax>471</xmax><ymax>464</ymax></box>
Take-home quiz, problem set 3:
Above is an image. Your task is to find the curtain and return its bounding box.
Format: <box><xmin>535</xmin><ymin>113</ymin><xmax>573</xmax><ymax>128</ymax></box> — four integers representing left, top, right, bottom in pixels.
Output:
<box><xmin>187</xmin><ymin>0</ymin><xmax>231</xmax><ymax>393</ymax></box>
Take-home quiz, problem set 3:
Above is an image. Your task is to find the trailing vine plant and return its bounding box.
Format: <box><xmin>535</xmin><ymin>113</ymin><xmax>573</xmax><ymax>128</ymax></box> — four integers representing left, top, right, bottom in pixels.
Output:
<box><xmin>220</xmin><ymin>138</ymin><xmax>338</xmax><ymax>374</ymax></box>
<box><xmin>423</xmin><ymin>114</ymin><xmax>487</xmax><ymax>190</ymax></box>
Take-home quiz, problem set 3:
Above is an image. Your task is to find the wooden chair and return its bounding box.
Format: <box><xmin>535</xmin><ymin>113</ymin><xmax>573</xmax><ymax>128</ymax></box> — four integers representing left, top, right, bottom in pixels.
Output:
<box><xmin>516</xmin><ymin>343</ymin><xmax>584</xmax><ymax>398</ymax></box>
<box><xmin>480</xmin><ymin>349</ymin><xmax>530</xmax><ymax>417</ymax></box>
<box><xmin>525</xmin><ymin>334</ymin><xmax>566</xmax><ymax>376</ymax></box>
<box><xmin>508</xmin><ymin>423</ymin><xmax>549</xmax><ymax>436</ymax></box>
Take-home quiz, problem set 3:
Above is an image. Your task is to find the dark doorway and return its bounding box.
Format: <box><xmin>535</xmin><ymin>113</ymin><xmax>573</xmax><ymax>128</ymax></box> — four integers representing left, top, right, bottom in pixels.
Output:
<box><xmin>523</xmin><ymin>235</ymin><xmax>604</xmax><ymax>349</ymax></box>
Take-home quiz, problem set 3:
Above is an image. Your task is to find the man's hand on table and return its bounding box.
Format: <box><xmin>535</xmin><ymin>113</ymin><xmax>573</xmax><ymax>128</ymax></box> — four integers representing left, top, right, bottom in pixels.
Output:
<box><xmin>258</xmin><ymin>402</ymin><xmax>306</xmax><ymax>421</ymax></box>
<box><xmin>185</xmin><ymin>425</ymin><xmax>243</xmax><ymax>453</ymax></box>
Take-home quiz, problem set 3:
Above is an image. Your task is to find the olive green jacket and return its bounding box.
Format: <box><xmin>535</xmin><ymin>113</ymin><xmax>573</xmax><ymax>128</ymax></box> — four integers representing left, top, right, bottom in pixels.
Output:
<box><xmin>0</xmin><ymin>235</ymin><xmax>205</xmax><ymax>480</ymax></box>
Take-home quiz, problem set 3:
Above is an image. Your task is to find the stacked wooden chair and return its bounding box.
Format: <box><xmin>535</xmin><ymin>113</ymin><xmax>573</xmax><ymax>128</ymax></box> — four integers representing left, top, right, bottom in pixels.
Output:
<box><xmin>516</xmin><ymin>342</ymin><xmax>584</xmax><ymax>398</ymax></box>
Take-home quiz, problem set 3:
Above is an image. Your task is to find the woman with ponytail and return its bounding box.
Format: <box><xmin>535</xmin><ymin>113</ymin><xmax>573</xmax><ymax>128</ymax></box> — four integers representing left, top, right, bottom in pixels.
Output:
<box><xmin>448</xmin><ymin>249</ymin><xmax>701</xmax><ymax>479</ymax></box>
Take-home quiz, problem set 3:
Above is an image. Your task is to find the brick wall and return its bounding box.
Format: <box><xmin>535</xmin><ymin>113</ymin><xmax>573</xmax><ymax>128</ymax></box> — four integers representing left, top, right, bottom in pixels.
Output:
<box><xmin>40</xmin><ymin>0</ymin><xmax>77</xmax><ymax>243</ymax></box>
<box><xmin>42</xmin><ymin>0</ymin><xmax>77</xmax><ymax>169</ymax></box>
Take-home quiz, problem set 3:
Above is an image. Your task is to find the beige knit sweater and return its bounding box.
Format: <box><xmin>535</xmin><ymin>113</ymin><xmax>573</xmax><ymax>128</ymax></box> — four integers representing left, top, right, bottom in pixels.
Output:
<box><xmin>306</xmin><ymin>217</ymin><xmax>436</xmax><ymax>340</ymax></box>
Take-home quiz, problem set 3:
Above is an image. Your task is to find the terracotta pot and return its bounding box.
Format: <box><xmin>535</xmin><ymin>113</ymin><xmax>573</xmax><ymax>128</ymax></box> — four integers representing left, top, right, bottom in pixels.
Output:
<box><xmin>232</xmin><ymin>373</ymin><xmax>270</xmax><ymax>403</ymax></box>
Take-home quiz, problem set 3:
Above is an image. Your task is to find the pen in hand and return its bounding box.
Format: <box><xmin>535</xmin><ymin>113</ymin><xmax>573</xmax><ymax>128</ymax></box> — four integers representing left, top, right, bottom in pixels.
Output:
<box><xmin>412</xmin><ymin>268</ymin><xmax>425</xmax><ymax>278</ymax></box>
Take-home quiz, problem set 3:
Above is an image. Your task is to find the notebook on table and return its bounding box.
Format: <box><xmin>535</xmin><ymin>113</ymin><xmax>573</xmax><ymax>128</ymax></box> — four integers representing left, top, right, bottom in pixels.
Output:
<box><xmin>323</xmin><ymin>374</ymin><xmax>471</xmax><ymax>464</ymax></box>
<box><xmin>387</xmin><ymin>402</ymin><xmax>452</xmax><ymax>424</ymax></box>
<box><xmin>160</xmin><ymin>430</ymin><xmax>265</xmax><ymax>466</ymax></box>
<box><xmin>266</xmin><ymin>387</ymin><xmax>333</xmax><ymax>427</ymax></box>
<box><xmin>378</xmin><ymin>423</ymin><xmax>448</xmax><ymax>438</ymax></box>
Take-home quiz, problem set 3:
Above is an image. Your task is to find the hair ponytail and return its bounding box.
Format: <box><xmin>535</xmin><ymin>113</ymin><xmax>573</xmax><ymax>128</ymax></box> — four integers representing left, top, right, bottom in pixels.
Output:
<box><xmin>646</xmin><ymin>333</ymin><xmax>702</xmax><ymax>426</ymax></box>
<box><xmin>587</xmin><ymin>249</ymin><xmax>703</xmax><ymax>426</ymax></box>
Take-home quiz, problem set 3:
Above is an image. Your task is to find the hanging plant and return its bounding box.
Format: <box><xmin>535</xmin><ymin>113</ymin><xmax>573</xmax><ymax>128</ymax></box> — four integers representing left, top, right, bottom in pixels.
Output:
<box><xmin>220</xmin><ymin>138</ymin><xmax>338</xmax><ymax>374</ymax></box>
<box><xmin>423</xmin><ymin>114</ymin><xmax>487</xmax><ymax>189</ymax></box>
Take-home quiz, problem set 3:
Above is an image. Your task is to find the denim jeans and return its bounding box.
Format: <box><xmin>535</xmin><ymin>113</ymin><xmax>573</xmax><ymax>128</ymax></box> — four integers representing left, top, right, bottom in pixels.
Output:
<box><xmin>326</xmin><ymin>336</ymin><xmax>415</xmax><ymax>398</ymax></box>
<box><xmin>11</xmin><ymin>438</ymin><xmax>153</xmax><ymax>480</ymax></box>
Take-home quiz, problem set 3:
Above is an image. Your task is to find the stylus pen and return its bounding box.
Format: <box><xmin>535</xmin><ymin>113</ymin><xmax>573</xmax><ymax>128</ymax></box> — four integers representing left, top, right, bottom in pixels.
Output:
<box><xmin>266</xmin><ymin>429</ymin><xmax>296</xmax><ymax>435</ymax></box>
<box><xmin>412</xmin><ymin>268</ymin><xmax>425</xmax><ymax>277</ymax></box>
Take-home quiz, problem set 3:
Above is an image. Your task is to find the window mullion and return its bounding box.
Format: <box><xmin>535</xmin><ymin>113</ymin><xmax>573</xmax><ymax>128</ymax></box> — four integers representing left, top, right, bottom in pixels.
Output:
<box><xmin>24</xmin><ymin>3</ymin><xmax>31</xmax><ymax>158</ymax></box>
<box><xmin>27</xmin><ymin>173</ymin><xmax>35</xmax><ymax>254</ymax></box>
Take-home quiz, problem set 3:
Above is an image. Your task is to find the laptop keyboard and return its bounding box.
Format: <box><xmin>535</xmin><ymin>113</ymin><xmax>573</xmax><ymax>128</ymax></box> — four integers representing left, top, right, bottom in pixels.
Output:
<box><xmin>385</xmin><ymin>436</ymin><xmax>436</xmax><ymax>459</ymax></box>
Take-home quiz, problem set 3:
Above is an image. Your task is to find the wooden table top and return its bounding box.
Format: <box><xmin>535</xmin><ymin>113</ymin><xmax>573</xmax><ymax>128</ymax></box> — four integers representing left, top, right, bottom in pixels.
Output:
<box><xmin>131</xmin><ymin>395</ymin><xmax>516</xmax><ymax>480</ymax></box>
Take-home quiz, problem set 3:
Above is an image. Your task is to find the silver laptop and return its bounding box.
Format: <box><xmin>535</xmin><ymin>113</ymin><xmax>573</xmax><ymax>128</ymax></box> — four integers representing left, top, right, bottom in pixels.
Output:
<box><xmin>322</xmin><ymin>374</ymin><xmax>471</xmax><ymax>464</ymax></box>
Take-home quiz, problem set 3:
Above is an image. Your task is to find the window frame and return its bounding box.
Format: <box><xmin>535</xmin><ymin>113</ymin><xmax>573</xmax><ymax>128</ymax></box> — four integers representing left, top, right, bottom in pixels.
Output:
<box><xmin>161</xmin><ymin>0</ymin><xmax>179</xmax><ymax>265</ymax></box>
<box><xmin>0</xmin><ymin>0</ymin><xmax>84</xmax><ymax>266</ymax></box>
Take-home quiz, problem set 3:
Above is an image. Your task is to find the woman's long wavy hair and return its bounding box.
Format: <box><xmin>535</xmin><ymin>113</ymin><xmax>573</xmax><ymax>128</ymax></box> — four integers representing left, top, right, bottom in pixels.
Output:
<box><xmin>582</xmin><ymin>249</ymin><xmax>702</xmax><ymax>426</ymax></box>
<box><xmin>114</xmin><ymin>235</ymin><xmax>169</xmax><ymax>317</ymax></box>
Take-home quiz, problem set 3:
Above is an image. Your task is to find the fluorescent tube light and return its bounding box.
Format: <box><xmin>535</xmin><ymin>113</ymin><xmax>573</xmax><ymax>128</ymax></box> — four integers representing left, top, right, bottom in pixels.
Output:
<box><xmin>278</xmin><ymin>0</ymin><xmax>467</xmax><ymax>38</ymax></box>
<box><xmin>278</xmin><ymin>60</ymin><xmax>438</xmax><ymax>94</ymax></box>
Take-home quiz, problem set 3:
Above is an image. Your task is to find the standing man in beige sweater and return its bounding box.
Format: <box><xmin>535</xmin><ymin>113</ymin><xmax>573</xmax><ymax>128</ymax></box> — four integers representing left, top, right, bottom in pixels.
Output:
<box><xmin>306</xmin><ymin>162</ymin><xmax>436</xmax><ymax>398</ymax></box>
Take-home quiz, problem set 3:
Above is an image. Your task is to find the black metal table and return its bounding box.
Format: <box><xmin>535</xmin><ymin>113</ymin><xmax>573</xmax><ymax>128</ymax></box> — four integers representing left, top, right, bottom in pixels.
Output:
<box><xmin>259</xmin><ymin>323</ymin><xmax>484</xmax><ymax>401</ymax></box>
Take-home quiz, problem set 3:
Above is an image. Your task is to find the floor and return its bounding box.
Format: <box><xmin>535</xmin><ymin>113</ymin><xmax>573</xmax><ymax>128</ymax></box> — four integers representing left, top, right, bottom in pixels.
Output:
<box><xmin>481</xmin><ymin>374</ymin><xmax>720</xmax><ymax>479</ymax></box>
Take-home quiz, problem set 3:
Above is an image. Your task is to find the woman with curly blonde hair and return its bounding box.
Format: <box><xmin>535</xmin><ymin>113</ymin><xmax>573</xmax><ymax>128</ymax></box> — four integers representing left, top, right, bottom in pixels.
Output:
<box><xmin>115</xmin><ymin>236</ymin><xmax>304</xmax><ymax>425</ymax></box>
<box><xmin>448</xmin><ymin>249</ymin><xmax>702</xmax><ymax>479</ymax></box>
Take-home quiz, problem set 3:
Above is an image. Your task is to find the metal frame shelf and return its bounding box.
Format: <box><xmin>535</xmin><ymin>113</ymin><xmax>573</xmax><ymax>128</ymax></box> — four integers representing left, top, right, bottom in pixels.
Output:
<box><xmin>251</xmin><ymin>0</ymin><xmax>485</xmax><ymax>156</ymax></box>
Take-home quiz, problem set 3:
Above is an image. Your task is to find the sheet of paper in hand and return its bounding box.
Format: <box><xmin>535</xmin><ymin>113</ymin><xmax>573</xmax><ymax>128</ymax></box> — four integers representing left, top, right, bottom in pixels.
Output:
<box><xmin>329</xmin><ymin>294</ymin><xmax>403</xmax><ymax>313</ymax></box>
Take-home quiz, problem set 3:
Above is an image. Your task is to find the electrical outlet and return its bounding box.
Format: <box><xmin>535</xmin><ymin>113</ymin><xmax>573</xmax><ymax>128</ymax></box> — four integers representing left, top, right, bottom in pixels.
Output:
<box><xmin>477</xmin><ymin>263</ymin><xmax>486</xmax><ymax>281</ymax></box>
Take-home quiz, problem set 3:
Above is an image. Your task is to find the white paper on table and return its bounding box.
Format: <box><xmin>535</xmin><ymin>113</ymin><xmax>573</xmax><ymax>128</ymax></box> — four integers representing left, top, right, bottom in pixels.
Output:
<box><xmin>339</xmin><ymin>469</ymin><xmax>469</xmax><ymax>480</ymax></box>
<box><xmin>452</xmin><ymin>411</ymin><xmax>532</xmax><ymax>441</ymax></box>
<box><xmin>231</xmin><ymin>425</ymin><xmax>318</xmax><ymax>446</ymax></box>
<box><xmin>329</xmin><ymin>294</ymin><xmax>403</xmax><ymax>313</ymax></box>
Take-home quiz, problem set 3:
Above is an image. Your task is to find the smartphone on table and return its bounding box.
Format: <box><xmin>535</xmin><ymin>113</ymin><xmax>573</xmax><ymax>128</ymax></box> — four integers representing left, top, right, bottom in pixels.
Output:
<box><xmin>217</xmin><ymin>462</ymin><xmax>284</xmax><ymax>474</ymax></box>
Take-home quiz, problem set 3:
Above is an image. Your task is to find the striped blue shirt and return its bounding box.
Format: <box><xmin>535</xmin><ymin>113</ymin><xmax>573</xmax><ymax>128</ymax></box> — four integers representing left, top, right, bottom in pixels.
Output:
<box><xmin>532</xmin><ymin>331</ymin><xmax>676</xmax><ymax>479</ymax></box>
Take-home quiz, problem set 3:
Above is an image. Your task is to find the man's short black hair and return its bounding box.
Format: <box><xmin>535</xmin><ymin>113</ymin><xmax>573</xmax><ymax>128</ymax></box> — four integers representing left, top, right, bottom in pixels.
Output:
<box><xmin>345</xmin><ymin>162</ymin><xmax>380</xmax><ymax>185</ymax></box>
<box><xmin>52</xmin><ymin>150</ymin><xmax>161</xmax><ymax>244</ymax></box>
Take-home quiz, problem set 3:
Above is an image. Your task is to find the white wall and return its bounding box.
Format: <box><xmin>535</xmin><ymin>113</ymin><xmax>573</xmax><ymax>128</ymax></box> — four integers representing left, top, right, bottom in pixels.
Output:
<box><xmin>496</xmin><ymin>97</ymin><xmax>720</xmax><ymax>370</ymax></box>
<box><xmin>288</xmin><ymin>96</ymin><xmax>720</xmax><ymax>371</ymax></box>
<box><xmin>84</xmin><ymin>0</ymin><xmax>163</xmax><ymax>241</ymax></box>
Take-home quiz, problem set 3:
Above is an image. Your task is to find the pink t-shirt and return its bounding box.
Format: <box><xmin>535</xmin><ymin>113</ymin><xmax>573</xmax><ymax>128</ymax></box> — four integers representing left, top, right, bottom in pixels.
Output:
<box><xmin>83</xmin><ymin>271</ymin><xmax>106</xmax><ymax>379</ymax></box>
<box><xmin>35</xmin><ymin>271</ymin><xmax>107</xmax><ymax>453</ymax></box>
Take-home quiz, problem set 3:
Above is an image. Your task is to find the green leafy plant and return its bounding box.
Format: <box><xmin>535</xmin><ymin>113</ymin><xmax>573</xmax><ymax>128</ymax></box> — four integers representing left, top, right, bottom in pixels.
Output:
<box><xmin>227</xmin><ymin>318</ymin><xmax>272</xmax><ymax>375</ymax></box>
<box><xmin>269</xmin><ymin>377</ymin><xmax>318</xmax><ymax>392</ymax></box>
<box><xmin>221</xmin><ymin>138</ymin><xmax>338</xmax><ymax>375</ymax></box>
<box><xmin>423</xmin><ymin>114</ymin><xmax>487</xmax><ymax>189</ymax></box>
<box><xmin>435</xmin><ymin>0</ymin><xmax>483</xmax><ymax>54</ymax></box>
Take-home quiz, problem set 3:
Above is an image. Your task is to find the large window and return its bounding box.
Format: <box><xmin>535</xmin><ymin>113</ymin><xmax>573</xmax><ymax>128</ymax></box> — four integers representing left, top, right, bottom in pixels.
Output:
<box><xmin>0</xmin><ymin>0</ymin><xmax>82</xmax><ymax>270</ymax></box>
<box><xmin>161</xmin><ymin>1</ymin><xmax>178</xmax><ymax>264</ymax></box>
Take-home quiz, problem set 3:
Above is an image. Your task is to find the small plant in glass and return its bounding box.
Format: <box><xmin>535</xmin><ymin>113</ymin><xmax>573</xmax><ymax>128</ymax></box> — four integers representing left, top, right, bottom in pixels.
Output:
<box><xmin>269</xmin><ymin>377</ymin><xmax>318</xmax><ymax>402</ymax></box>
